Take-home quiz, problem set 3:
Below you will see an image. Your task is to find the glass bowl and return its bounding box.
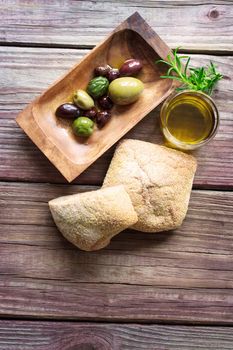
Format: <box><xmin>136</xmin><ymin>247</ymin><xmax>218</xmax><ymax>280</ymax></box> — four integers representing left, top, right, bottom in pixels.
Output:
<box><xmin>160</xmin><ymin>90</ymin><xmax>219</xmax><ymax>150</ymax></box>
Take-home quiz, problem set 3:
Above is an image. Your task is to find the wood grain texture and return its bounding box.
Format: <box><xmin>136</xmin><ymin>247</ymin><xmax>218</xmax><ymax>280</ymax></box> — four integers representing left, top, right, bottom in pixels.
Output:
<box><xmin>1</xmin><ymin>0</ymin><xmax>233</xmax><ymax>52</ymax></box>
<box><xmin>0</xmin><ymin>47</ymin><xmax>232</xmax><ymax>187</ymax></box>
<box><xmin>1</xmin><ymin>0</ymin><xmax>233</xmax><ymax>334</ymax></box>
<box><xmin>0</xmin><ymin>321</ymin><xmax>233</xmax><ymax>350</ymax></box>
<box><xmin>0</xmin><ymin>182</ymin><xmax>233</xmax><ymax>323</ymax></box>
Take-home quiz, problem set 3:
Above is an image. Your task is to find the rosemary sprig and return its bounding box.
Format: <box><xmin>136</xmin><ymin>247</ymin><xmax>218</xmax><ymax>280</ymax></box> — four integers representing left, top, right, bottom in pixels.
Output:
<box><xmin>157</xmin><ymin>47</ymin><xmax>223</xmax><ymax>95</ymax></box>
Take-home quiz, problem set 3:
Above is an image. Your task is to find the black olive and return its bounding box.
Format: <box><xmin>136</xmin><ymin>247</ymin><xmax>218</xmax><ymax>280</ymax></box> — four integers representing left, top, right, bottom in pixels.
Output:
<box><xmin>98</xmin><ymin>96</ymin><xmax>114</xmax><ymax>110</ymax></box>
<box><xmin>119</xmin><ymin>59</ymin><xmax>143</xmax><ymax>76</ymax></box>
<box><xmin>84</xmin><ymin>107</ymin><xmax>98</xmax><ymax>120</ymax></box>
<box><xmin>96</xmin><ymin>110</ymin><xmax>111</xmax><ymax>128</ymax></box>
<box><xmin>55</xmin><ymin>103</ymin><xmax>81</xmax><ymax>119</ymax></box>
<box><xmin>107</xmin><ymin>68</ymin><xmax>120</xmax><ymax>82</ymax></box>
<box><xmin>94</xmin><ymin>65</ymin><xmax>111</xmax><ymax>77</ymax></box>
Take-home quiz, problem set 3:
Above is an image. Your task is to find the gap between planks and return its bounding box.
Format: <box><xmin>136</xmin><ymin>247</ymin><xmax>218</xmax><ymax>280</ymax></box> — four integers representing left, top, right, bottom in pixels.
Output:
<box><xmin>0</xmin><ymin>313</ymin><xmax>233</xmax><ymax>326</ymax></box>
<box><xmin>1</xmin><ymin>177</ymin><xmax>233</xmax><ymax>191</ymax></box>
<box><xmin>1</xmin><ymin>315</ymin><xmax>233</xmax><ymax>327</ymax></box>
<box><xmin>1</xmin><ymin>41</ymin><xmax>233</xmax><ymax>56</ymax></box>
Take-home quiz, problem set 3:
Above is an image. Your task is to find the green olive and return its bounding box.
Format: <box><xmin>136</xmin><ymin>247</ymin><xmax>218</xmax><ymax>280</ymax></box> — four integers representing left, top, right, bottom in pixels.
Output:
<box><xmin>108</xmin><ymin>77</ymin><xmax>144</xmax><ymax>105</ymax></box>
<box><xmin>72</xmin><ymin>117</ymin><xmax>94</xmax><ymax>137</ymax></box>
<box><xmin>73</xmin><ymin>89</ymin><xmax>94</xmax><ymax>110</ymax></box>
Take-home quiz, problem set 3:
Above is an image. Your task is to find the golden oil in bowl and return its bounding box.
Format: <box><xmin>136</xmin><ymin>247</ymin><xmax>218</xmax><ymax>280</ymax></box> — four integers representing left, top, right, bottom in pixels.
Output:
<box><xmin>160</xmin><ymin>90</ymin><xmax>219</xmax><ymax>150</ymax></box>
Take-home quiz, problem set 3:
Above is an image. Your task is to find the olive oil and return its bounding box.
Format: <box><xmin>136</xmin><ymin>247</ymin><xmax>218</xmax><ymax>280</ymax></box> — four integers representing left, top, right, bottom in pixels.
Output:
<box><xmin>160</xmin><ymin>91</ymin><xmax>219</xmax><ymax>150</ymax></box>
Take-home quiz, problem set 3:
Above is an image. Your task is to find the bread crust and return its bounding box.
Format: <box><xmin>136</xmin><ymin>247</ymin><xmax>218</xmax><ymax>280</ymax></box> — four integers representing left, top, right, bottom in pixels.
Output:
<box><xmin>49</xmin><ymin>185</ymin><xmax>138</xmax><ymax>251</ymax></box>
<box><xmin>103</xmin><ymin>139</ymin><xmax>197</xmax><ymax>232</ymax></box>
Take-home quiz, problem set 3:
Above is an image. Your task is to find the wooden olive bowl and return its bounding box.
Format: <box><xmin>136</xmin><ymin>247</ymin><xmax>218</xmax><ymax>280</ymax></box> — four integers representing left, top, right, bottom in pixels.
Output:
<box><xmin>17</xmin><ymin>12</ymin><xmax>174</xmax><ymax>182</ymax></box>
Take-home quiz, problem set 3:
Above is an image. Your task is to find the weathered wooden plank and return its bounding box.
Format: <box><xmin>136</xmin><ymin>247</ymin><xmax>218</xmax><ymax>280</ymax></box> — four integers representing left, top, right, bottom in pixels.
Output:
<box><xmin>1</xmin><ymin>277</ymin><xmax>233</xmax><ymax>324</ymax></box>
<box><xmin>0</xmin><ymin>321</ymin><xmax>233</xmax><ymax>350</ymax></box>
<box><xmin>1</xmin><ymin>1</ymin><xmax>233</xmax><ymax>52</ymax></box>
<box><xmin>0</xmin><ymin>182</ymin><xmax>232</xmax><ymax>322</ymax></box>
<box><xmin>0</xmin><ymin>47</ymin><xmax>232</xmax><ymax>187</ymax></box>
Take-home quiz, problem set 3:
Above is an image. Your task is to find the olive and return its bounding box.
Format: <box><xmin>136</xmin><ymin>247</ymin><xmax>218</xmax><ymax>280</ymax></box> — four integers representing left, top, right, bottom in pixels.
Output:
<box><xmin>55</xmin><ymin>103</ymin><xmax>81</xmax><ymax>119</ymax></box>
<box><xmin>72</xmin><ymin>117</ymin><xmax>94</xmax><ymax>137</ymax></box>
<box><xmin>107</xmin><ymin>68</ymin><xmax>120</xmax><ymax>82</ymax></box>
<box><xmin>98</xmin><ymin>96</ymin><xmax>114</xmax><ymax>110</ymax></box>
<box><xmin>94</xmin><ymin>65</ymin><xmax>111</xmax><ymax>77</ymax></box>
<box><xmin>73</xmin><ymin>89</ymin><xmax>95</xmax><ymax>110</ymax></box>
<box><xmin>84</xmin><ymin>107</ymin><xmax>98</xmax><ymax>120</ymax></box>
<box><xmin>87</xmin><ymin>76</ymin><xmax>109</xmax><ymax>99</ymax></box>
<box><xmin>108</xmin><ymin>77</ymin><xmax>144</xmax><ymax>105</ymax></box>
<box><xmin>96</xmin><ymin>110</ymin><xmax>111</xmax><ymax>129</ymax></box>
<box><xmin>119</xmin><ymin>59</ymin><xmax>142</xmax><ymax>77</ymax></box>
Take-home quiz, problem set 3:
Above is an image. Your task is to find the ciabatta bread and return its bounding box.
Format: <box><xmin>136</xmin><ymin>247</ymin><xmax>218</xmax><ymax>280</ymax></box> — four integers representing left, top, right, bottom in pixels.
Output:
<box><xmin>103</xmin><ymin>139</ymin><xmax>197</xmax><ymax>232</ymax></box>
<box><xmin>49</xmin><ymin>185</ymin><xmax>138</xmax><ymax>251</ymax></box>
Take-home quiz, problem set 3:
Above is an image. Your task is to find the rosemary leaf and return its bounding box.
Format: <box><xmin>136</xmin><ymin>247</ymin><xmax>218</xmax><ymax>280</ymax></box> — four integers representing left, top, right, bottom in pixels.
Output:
<box><xmin>157</xmin><ymin>48</ymin><xmax>222</xmax><ymax>95</ymax></box>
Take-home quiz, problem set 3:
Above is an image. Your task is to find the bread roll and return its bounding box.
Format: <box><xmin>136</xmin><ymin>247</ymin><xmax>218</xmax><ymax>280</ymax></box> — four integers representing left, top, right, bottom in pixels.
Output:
<box><xmin>49</xmin><ymin>185</ymin><xmax>138</xmax><ymax>251</ymax></box>
<box><xmin>103</xmin><ymin>139</ymin><xmax>197</xmax><ymax>232</ymax></box>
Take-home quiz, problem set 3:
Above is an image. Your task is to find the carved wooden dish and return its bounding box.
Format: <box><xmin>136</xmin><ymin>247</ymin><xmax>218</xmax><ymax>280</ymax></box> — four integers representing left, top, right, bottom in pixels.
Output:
<box><xmin>16</xmin><ymin>12</ymin><xmax>174</xmax><ymax>182</ymax></box>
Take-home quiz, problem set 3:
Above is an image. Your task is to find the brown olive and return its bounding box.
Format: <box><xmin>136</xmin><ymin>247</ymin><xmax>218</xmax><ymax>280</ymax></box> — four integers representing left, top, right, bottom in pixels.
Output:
<box><xmin>84</xmin><ymin>107</ymin><xmax>98</xmax><ymax>120</ymax></box>
<box><xmin>107</xmin><ymin>68</ymin><xmax>120</xmax><ymax>82</ymax></box>
<box><xmin>94</xmin><ymin>65</ymin><xmax>111</xmax><ymax>77</ymax></box>
<box><xmin>98</xmin><ymin>96</ymin><xmax>114</xmax><ymax>110</ymax></box>
<box><xmin>55</xmin><ymin>103</ymin><xmax>81</xmax><ymax>119</ymax></box>
<box><xmin>119</xmin><ymin>59</ymin><xmax>142</xmax><ymax>77</ymax></box>
<box><xmin>96</xmin><ymin>110</ymin><xmax>111</xmax><ymax>129</ymax></box>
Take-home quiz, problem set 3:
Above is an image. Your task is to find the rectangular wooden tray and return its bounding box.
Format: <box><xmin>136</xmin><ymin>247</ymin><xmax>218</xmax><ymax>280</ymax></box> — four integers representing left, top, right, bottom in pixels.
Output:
<box><xmin>16</xmin><ymin>12</ymin><xmax>175</xmax><ymax>182</ymax></box>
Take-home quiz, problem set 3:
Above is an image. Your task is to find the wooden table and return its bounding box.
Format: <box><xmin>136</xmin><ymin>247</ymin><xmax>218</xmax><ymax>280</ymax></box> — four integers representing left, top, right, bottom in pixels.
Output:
<box><xmin>0</xmin><ymin>1</ymin><xmax>233</xmax><ymax>348</ymax></box>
